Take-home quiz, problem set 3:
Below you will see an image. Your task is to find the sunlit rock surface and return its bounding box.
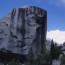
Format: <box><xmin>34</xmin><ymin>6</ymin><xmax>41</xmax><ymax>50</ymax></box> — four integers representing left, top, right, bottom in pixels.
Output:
<box><xmin>0</xmin><ymin>6</ymin><xmax>47</xmax><ymax>56</ymax></box>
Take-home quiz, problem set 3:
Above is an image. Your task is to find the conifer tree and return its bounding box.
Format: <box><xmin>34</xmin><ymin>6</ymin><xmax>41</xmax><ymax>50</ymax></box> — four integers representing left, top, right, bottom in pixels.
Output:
<box><xmin>35</xmin><ymin>51</ymin><xmax>52</xmax><ymax>65</ymax></box>
<box><xmin>50</xmin><ymin>40</ymin><xmax>55</xmax><ymax>60</ymax></box>
<box><xmin>25</xmin><ymin>47</ymin><xmax>34</xmax><ymax>65</ymax></box>
<box><xmin>50</xmin><ymin>40</ymin><xmax>62</xmax><ymax>60</ymax></box>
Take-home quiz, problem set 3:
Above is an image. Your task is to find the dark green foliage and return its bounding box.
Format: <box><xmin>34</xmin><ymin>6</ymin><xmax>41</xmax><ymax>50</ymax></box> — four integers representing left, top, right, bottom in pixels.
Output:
<box><xmin>3</xmin><ymin>61</ymin><xmax>7</xmax><ymax>65</ymax></box>
<box><xmin>55</xmin><ymin>45</ymin><xmax>62</xmax><ymax>59</ymax></box>
<box><xmin>24</xmin><ymin>46</ymin><xmax>52</xmax><ymax>65</ymax></box>
<box><xmin>25</xmin><ymin>47</ymin><xmax>34</xmax><ymax>65</ymax></box>
<box><xmin>35</xmin><ymin>51</ymin><xmax>52</xmax><ymax>65</ymax></box>
<box><xmin>60</xmin><ymin>54</ymin><xmax>65</xmax><ymax>65</ymax></box>
<box><xmin>28</xmin><ymin>51</ymin><xmax>52</xmax><ymax>65</ymax></box>
<box><xmin>50</xmin><ymin>40</ymin><xmax>55</xmax><ymax>60</ymax></box>
<box><xmin>27</xmin><ymin>47</ymin><xmax>34</xmax><ymax>61</ymax></box>
<box><xmin>50</xmin><ymin>40</ymin><xmax>62</xmax><ymax>60</ymax></box>
<box><xmin>8</xmin><ymin>59</ymin><xmax>19</xmax><ymax>65</ymax></box>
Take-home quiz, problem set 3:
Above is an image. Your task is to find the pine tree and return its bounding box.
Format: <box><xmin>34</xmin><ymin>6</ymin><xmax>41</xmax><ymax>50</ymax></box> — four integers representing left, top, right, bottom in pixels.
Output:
<box><xmin>50</xmin><ymin>40</ymin><xmax>62</xmax><ymax>60</ymax></box>
<box><xmin>25</xmin><ymin>47</ymin><xmax>34</xmax><ymax>65</ymax></box>
<box><xmin>50</xmin><ymin>40</ymin><xmax>55</xmax><ymax>60</ymax></box>
<box><xmin>35</xmin><ymin>51</ymin><xmax>52</xmax><ymax>65</ymax></box>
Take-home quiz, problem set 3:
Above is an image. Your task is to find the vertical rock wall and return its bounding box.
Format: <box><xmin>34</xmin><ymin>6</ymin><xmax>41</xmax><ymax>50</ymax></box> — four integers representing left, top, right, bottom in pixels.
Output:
<box><xmin>0</xmin><ymin>6</ymin><xmax>47</xmax><ymax>56</ymax></box>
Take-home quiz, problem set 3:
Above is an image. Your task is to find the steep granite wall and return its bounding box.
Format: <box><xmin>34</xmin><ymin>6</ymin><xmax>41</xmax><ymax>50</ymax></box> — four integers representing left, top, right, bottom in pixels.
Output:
<box><xmin>0</xmin><ymin>6</ymin><xmax>47</xmax><ymax>57</ymax></box>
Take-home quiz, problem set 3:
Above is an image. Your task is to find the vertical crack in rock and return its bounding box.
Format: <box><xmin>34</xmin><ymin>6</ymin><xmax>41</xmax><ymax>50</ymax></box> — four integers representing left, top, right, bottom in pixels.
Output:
<box><xmin>0</xmin><ymin>6</ymin><xmax>47</xmax><ymax>60</ymax></box>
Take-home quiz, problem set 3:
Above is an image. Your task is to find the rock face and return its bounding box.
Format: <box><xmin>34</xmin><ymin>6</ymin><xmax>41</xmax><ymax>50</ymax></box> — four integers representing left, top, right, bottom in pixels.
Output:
<box><xmin>52</xmin><ymin>60</ymin><xmax>60</xmax><ymax>65</ymax></box>
<box><xmin>46</xmin><ymin>40</ymin><xmax>51</xmax><ymax>51</ymax></box>
<box><xmin>0</xmin><ymin>6</ymin><xmax>47</xmax><ymax>57</ymax></box>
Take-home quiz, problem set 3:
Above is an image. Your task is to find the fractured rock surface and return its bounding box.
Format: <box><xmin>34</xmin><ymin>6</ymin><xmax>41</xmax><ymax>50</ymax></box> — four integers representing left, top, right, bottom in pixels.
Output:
<box><xmin>0</xmin><ymin>6</ymin><xmax>47</xmax><ymax>56</ymax></box>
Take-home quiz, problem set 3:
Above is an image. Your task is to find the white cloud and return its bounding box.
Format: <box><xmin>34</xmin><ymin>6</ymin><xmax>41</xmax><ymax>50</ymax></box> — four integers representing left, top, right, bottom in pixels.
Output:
<box><xmin>47</xmin><ymin>30</ymin><xmax>65</xmax><ymax>44</ymax></box>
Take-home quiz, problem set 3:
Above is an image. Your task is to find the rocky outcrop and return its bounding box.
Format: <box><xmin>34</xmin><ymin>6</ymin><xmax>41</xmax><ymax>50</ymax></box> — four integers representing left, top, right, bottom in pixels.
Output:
<box><xmin>0</xmin><ymin>6</ymin><xmax>47</xmax><ymax>58</ymax></box>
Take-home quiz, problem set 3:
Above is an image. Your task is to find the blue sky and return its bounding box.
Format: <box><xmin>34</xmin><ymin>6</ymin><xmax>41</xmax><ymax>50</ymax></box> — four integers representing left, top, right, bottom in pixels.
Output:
<box><xmin>0</xmin><ymin>0</ymin><xmax>65</xmax><ymax>31</ymax></box>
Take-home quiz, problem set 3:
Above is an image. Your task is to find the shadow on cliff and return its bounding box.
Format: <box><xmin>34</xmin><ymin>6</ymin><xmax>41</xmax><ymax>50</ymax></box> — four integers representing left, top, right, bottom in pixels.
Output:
<box><xmin>0</xmin><ymin>50</ymin><xmax>26</xmax><ymax>63</ymax></box>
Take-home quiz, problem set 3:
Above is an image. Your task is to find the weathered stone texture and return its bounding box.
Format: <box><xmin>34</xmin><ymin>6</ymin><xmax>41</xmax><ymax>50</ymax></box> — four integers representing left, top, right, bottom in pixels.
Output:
<box><xmin>0</xmin><ymin>6</ymin><xmax>47</xmax><ymax>56</ymax></box>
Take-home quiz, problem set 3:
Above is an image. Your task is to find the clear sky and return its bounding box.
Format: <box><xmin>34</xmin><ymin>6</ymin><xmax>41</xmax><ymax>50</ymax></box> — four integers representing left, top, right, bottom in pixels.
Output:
<box><xmin>0</xmin><ymin>0</ymin><xmax>65</xmax><ymax>43</ymax></box>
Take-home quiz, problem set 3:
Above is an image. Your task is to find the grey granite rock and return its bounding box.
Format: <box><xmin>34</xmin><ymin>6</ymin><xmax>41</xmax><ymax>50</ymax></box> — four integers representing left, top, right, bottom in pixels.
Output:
<box><xmin>46</xmin><ymin>40</ymin><xmax>51</xmax><ymax>51</ymax></box>
<box><xmin>0</xmin><ymin>6</ymin><xmax>47</xmax><ymax>56</ymax></box>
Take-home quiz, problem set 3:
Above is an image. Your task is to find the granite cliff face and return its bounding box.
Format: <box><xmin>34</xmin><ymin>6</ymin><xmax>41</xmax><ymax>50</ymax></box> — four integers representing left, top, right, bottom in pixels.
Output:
<box><xmin>0</xmin><ymin>6</ymin><xmax>47</xmax><ymax>57</ymax></box>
